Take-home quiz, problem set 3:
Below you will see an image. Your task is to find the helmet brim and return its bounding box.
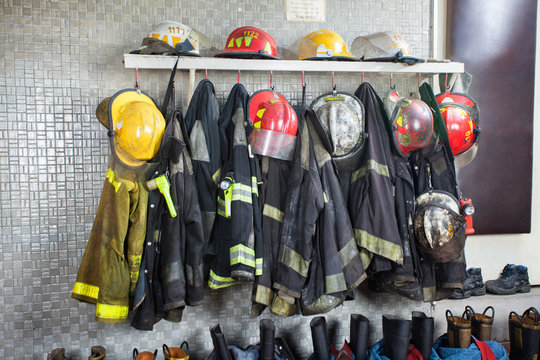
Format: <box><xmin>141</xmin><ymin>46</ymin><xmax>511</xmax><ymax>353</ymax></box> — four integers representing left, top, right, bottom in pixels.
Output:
<box><xmin>215</xmin><ymin>51</ymin><xmax>279</xmax><ymax>60</ymax></box>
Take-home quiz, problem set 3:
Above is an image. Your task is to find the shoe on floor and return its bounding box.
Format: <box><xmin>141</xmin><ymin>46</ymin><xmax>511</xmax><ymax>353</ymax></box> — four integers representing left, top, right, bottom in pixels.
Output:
<box><xmin>485</xmin><ymin>264</ymin><xmax>531</xmax><ymax>295</ymax></box>
<box><xmin>450</xmin><ymin>267</ymin><xmax>486</xmax><ymax>299</ymax></box>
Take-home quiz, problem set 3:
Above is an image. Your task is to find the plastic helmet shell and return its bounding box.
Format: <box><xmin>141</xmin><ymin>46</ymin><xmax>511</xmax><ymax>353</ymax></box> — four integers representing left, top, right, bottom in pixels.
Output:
<box><xmin>310</xmin><ymin>92</ymin><xmax>366</xmax><ymax>171</ymax></box>
<box><xmin>248</xmin><ymin>90</ymin><xmax>297</xmax><ymax>160</ymax></box>
<box><xmin>132</xmin><ymin>21</ymin><xmax>212</xmax><ymax>55</ymax></box>
<box><xmin>298</xmin><ymin>30</ymin><xmax>357</xmax><ymax>60</ymax></box>
<box><xmin>436</xmin><ymin>92</ymin><xmax>480</xmax><ymax>168</ymax></box>
<box><xmin>390</xmin><ymin>97</ymin><xmax>434</xmax><ymax>157</ymax></box>
<box><xmin>216</xmin><ymin>26</ymin><xmax>278</xmax><ymax>59</ymax></box>
<box><xmin>350</xmin><ymin>31</ymin><xmax>412</xmax><ymax>59</ymax></box>
<box><xmin>414</xmin><ymin>190</ymin><xmax>467</xmax><ymax>263</ymax></box>
<box><xmin>108</xmin><ymin>89</ymin><xmax>166</xmax><ymax>167</ymax></box>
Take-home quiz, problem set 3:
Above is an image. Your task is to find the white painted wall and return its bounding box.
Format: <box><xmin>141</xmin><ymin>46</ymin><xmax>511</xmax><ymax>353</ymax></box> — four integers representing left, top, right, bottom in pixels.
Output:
<box><xmin>435</xmin><ymin>0</ymin><xmax>540</xmax><ymax>285</ymax></box>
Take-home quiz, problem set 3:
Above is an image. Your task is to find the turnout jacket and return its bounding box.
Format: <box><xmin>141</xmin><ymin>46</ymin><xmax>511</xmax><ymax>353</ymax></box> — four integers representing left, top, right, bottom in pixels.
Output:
<box><xmin>184</xmin><ymin>79</ymin><xmax>221</xmax><ymax>255</ymax></box>
<box><xmin>131</xmin><ymin>109</ymin><xmax>205</xmax><ymax>330</ymax></box>
<box><xmin>273</xmin><ymin>108</ymin><xmax>365</xmax><ymax>315</ymax></box>
<box><xmin>208</xmin><ymin>84</ymin><xmax>263</xmax><ymax>289</ymax></box>
<box><xmin>72</xmin><ymin>155</ymin><xmax>157</xmax><ymax>323</ymax></box>
<box><xmin>350</xmin><ymin>83</ymin><xmax>403</xmax><ymax>271</ymax></box>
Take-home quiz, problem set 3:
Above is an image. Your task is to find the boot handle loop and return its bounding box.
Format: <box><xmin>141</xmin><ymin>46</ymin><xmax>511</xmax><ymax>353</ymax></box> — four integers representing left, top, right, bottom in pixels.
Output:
<box><xmin>483</xmin><ymin>306</ymin><xmax>495</xmax><ymax>318</ymax></box>
<box><xmin>163</xmin><ymin>344</ymin><xmax>171</xmax><ymax>357</ymax></box>
<box><xmin>463</xmin><ymin>305</ymin><xmax>475</xmax><ymax>320</ymax></box>
<box><xmin>522</xmin><ymin>307</ymin><xmax>540</xmax><ymax>322</ymax></box>
<box><xmin>133</xmin><ymin>348</ymin><xmax>139</xmax><ymax>360</ymax></box>
<box><xmin>446</xmin><ymin>309</ymin><xmax>455</xmax><ymax>322</ymax></box>
<box><xmin>181</xmin><ymin>341</ymin><xmax>189</xmax><ymax>354</ymax></box>
<box><xmin>509</xmin><ymin>311</ymin><xmax>524</xmax><ymax>324</ymax></box>
<box><xmin>153</xmin><ymin>349</ymin><xmax>158</xmax><ymax>359</ymax></box>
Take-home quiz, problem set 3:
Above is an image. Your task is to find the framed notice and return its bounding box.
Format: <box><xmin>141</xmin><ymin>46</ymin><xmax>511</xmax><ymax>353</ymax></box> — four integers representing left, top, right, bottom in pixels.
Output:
<box><xmin>286</xmin><ymin>0</ymin><xmax>325</xmax><ymax>22</ymax></box>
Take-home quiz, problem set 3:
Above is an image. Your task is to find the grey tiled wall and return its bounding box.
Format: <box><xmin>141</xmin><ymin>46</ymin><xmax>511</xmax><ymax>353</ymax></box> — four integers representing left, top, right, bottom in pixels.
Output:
<box><xmin>0</xmin><ymin>1</ymin><xmax>434</xmax><ymax>358</ymax></box>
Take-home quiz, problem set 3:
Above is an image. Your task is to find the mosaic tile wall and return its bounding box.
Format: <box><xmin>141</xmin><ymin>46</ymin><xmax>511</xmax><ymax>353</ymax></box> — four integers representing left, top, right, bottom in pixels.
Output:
<box><xmin>0</xmin><ymin>0</ymin><xmax>434</xmax><ymax>358</ymax></box>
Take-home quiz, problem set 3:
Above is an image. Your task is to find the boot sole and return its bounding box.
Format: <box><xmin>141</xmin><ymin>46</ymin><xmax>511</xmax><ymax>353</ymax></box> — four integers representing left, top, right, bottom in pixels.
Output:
<box><xmin>486</xmin><ymin>284</ymin><xmax>531</xmax><ymax>295</ymax></box>
<box><xmin>449</xmin><ymin>285</ymin><xmax>486</xmax><ymax>299</ymax></box>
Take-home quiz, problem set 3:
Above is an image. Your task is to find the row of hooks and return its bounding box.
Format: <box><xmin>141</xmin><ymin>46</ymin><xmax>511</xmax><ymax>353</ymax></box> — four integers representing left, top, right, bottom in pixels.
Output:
<box><xmin>134</xmin><ymin>68</ymin><xmax>448</xmax><ymax>92</ymax></box>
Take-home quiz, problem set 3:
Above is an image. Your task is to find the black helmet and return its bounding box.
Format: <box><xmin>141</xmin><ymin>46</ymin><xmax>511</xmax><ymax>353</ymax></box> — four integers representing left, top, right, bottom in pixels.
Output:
<box><xmin>414</xmin><ymin>190</ymin><xmax>466</xmax><ymax>263</ymax></box>
<box><xmin>310</xmin><ymin>91</ymin><xmax>366</xmax><ymax>172</ymax></box>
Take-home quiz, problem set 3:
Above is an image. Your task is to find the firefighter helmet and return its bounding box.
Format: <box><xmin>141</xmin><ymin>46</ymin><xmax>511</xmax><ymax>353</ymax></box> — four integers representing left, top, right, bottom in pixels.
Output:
<box><xmin>414</xmin><ymin>190</ymin><xmax>467</xmax><ymax>263</ymax></box>
<box><xmin>99</xmin><ymin>89</ymin><xmax>166</xmax><ymax>167</ymax></box>
<box><xmin>216</xmin><ymin>26</ymin><xmax>278</xmax><ymax>59</ymax></box>
<box><xmin>436</xmin><ymin>92</ymin><xmax>480</xmax><ymax>168</ymax></box>
<box><xmin>298</xmin><ymin>30</ymin><xmax>357</xmax><ymax>60</ymax></box>
<box><xmin>310</xmin><ymin>92</ymin><xmax>366</xmax><ymax>171</ymax></box>
<box><xmin>248</xmin><ymin>90</ymin><xmax>297</xmax><ymax>160</ymax></box>
<box><xmin>390</xmin><ymin>97</ymin><xmax>434</xmax><ymax>157</ymax></box>
<box><xmin>130</xmin><ymin>21</ymin><xmax>212</xmax><ymax>56</ymax></box>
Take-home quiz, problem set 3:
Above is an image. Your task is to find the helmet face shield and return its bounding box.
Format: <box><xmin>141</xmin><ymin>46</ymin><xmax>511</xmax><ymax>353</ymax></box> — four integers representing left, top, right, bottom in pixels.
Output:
<box><xmin>414</xmin><ymin>190</ymin><xmax>467</xmax><ymax>263</ymax></box>
<box><xmin>247</xmin><ymin>90</ymin><xmax>298</xmax><ymax>160</ymax></box>
<box><xmin>311</xmin><ymin>92</ymin><xmax>366</xmax><ymax>171</ymax></box>
<box><xmin>390</xmin><ymin>98</ymin><xmax>434</xmax><ymax>157</ymax></box>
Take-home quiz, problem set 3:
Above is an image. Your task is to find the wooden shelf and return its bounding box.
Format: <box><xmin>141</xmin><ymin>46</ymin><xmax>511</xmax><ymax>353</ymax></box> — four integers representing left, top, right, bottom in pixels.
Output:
<box><xmin>123</xmin><ymin>54</ymin><xmax>465</xmax><ymax>74</ymax></box>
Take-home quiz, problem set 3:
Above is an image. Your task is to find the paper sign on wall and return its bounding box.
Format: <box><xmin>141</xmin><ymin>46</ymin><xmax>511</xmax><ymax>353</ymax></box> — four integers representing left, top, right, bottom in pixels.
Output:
<box><xmin>286</xmin><ymin>0</ymin><xmax>325</xmax><ymax>22</ymax></box>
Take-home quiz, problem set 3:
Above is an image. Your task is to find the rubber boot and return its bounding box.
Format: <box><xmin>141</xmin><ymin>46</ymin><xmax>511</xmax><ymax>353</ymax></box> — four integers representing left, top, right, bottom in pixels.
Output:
<box><xmin>47</xmin><ymin>348</ymin><xmax>67</xmax><ymax>360</ymax></box>
<box><xmin>310</xmin><ymin>316</ymin><xmax>330</xmax><ymax>360</ymax></box>
<box><xmin>509</xmin><ymin>309</ymin><xmax>540</xmax><ymax>360</ymax></box>
<box><xmin>411</xmin><ymin>311</ymin><xmax>434</xmax><ymax>360</ymax></box>
<box><xmin>382</xmin><ymin>315</ymin><xmax>411</xmax><ymax>360</ymax></box>
<box><xmin>133</xmin><ymin>348</ymin><xmax>158</xmax><ymax>360</ymax></box>
<box><xmin>349</xmin><ymin>314</ymin><xmax>369</xmax><ymax>360</ymax></box>
<box><xmin>464</xmin><ymin>305</ymin><xmax>494</xmax><ymax>341</ymax></box>
<box><xmin>446</xmin><ymin>310</ymin><xmax>471</xmax><ymax>348</ymax></box>
<box><xmin>163</xmin><ymin>342</ymin><xmax>189</xmax><ymax>360</ymax></box>
<box><xmin>210</xmin><ymin>324</ymin><xmax>232</xmax><ymax>360</ymax></box>
<box><xmin>88</xmin><ymin>346</ymin><xmax>106</xmax><ymax>360</ymax></box>
<box><xmin>260</xmin><ymin>319</ymin><xmax>275</xmax><ymax>360</ymax></box>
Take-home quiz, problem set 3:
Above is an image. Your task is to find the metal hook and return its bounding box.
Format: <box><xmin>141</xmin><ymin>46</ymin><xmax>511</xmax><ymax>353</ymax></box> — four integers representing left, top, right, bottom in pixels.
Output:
<box><xmin>301</xmin><ymin>71</ymin><xmax>305</xmax><ymax>87</ymax></box>
<box><xmin>205</xmin><ymin>69</ymin><xmax>208</xmax><ymax>79</ymax></box>
<box><xmin>270</xmin><ymin>70</ymin><xmax>274</xmax><ymax>90</ymax></box>
<box><xmin>361</xmin><ymin>72</ymin><xmax>364</xmax><ymax>83</ymax></box>
<box><xmin>135</xmin><ymin>68</ymin><xmax>141</xmax><ymax>94</ymax></box>
<box><xmin>390</xmin><ymin>73</ymin><xmax>393</xmax><ymax>89</ymax></box>
<box><xmin>418</xmin><ymin>73</ymin><xmax>421</xmax><ymax>87</ymax></box>
<box><xmin>445</xmin><ymin>73</ymin><xmax>449</xmax><ymax>91</ymax></box>
<box><xmin>238</xmin><ymin>69</ymin><xmax>241</xmax><ymax>83</ymax></box>
<box><xmin>331</xmin><ymin>71</ymin><xmax>335</xmax><ymax>90</ymax></box>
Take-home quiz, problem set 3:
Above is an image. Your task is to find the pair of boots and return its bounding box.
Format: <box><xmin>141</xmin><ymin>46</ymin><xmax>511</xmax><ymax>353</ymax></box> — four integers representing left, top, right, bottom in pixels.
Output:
<box><xmin>309</xmin><ymin>314</ymin><xmax>370</xmax><ymax>360</ymax></box>
<box><xmin>508</xmin><ymin>307</ymin><xmax>540</xmax><ymax>360</ymax></box>
<box><xmin>133</xmin><ymin>344</ymin><xmax>188</xmax><ymax>360</ymax></box>
<box><xmin>446</xmin><ymin>306</ymin><xmax>495</xmax><ymax>349</ymax></box>
<box><xmin>381</xmin><ymin>312</ymin><xmax>434</xmax><ymax>360</ymax></box>
<box><xmin>48</xmin><ymin>346</ymin><xmax>106</xmax><ymax>360</ymax></box>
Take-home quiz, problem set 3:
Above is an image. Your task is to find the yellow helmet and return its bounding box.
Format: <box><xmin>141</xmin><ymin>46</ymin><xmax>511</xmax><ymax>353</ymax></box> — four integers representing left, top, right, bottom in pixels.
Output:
<box><xmin>102</xmin><ymin>90</ymin><xmax>166</xmax><ymax>167</ymax></box>
<box><xmin>298</xmin><ymin>30</ymin><xmax>357</xmax><ymax>60</ymax></box>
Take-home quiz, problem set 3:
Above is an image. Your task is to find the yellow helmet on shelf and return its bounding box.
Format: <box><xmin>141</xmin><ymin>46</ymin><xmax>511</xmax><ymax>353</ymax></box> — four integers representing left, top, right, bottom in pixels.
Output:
<box><xmin>298</xmin><ymin>30</ymin><xmax>357</xmax><ymax>60</ymax></box>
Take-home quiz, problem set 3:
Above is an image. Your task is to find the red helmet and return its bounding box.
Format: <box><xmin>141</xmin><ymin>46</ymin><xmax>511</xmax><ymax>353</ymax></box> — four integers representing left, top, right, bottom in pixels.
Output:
<box><xmin>216</xmin><ymin>26</ymin><xmax>278</xmax><ymax>59</ymax></box>
<box><xmin>390</xmin><ymin>97</ymin><xmax>434</xmax><ymax>157</ymax></box>
<box><xmin>248</xmin><ymin>90</ymin><xmax>297</xmax><ymax>160</ymax></box>
<box><xmin>436</xmin><ymin>92</ymin><xmax>480</xmax><ymax>168</ymax></box>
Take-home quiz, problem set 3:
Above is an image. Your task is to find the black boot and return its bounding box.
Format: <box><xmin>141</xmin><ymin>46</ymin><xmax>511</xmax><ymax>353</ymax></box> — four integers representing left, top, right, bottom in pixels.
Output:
<box><xmin>382</xmin><ymin>315</ymin><xmax>411</xmax><ymax>360</ymax></box>
<box><xmin>210</xmin><ymin>324</ymin><xmax>232</xmax><ymax>360</ymax></box>
<box><xmin>450</xmin><ymin>268</ymin><xmax>486</xmax><ymax>299</ymax></box>
<box><xmin>349</xmin><ymin>314</ymin><xmax>369</xmax><ymax>360</ymax></box>
<box><xmin>411</xmin><ymin>311</ymin><xmax>434</xmax><ymax>359</ymax></box>
<box><xmin>509</xmin><ymin>309</ymin><xmax>540</xmax><ymax>360</ymax></box>
<box><xmin>310</xmin><ymin>316</ymin><xmax>330</xmax><ymax>360</ymax></box>
<box><xmin>485</xmin><ymin>264</ymin><xmax>531</xmax><ymax>295</ymax></box>
<box><xmin>260</xmin><ymin>319</ymin><xmax>275</xmax><ymax>360</ymax></box>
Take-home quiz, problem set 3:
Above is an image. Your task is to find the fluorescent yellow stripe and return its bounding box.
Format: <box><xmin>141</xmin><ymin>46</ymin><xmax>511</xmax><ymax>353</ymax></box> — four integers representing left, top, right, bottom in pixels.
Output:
<box><xmin>256</xmin><ymin>258</ymin><xmax>263</xmax><ymax>276</ymax></box>
<box><xmin>105</xmin><ymin>169</ymin><xmax>122</xmax><ymax>193</ymax></box>
<box><xmin>212</xmin><ymin>168</ymin><xmax>222</xmax><ymax>183</ymax></box>
<box><xmin>72</xmin><ymin>282</ymin><xmax>99</xmax><ymax>300</ymax></box>
<box><xmin>208</xmin><ymin>269</ymin><xmax>239</xmax><ymax>289</ymax></box>
<box><xmin>263</xmin><ymin>204</ymin><xmax>284</xmax><ymax>223</ymax></box>
<box><xmin>351</xmin><ymin>160</ymin><xmax>390</xmax><ymax>183</ymax></box>
<box><xmin>96</xmin><ymin>303</ymin><xmax>129</xmax><ymax>320</ymax></box>
<box><xmin>278</xmin><ymin>245</ymin><xmax>310</xmax><ymax>277</ymax></box>
<box><xmin>230</xmin><ymin>256</ymin><xmax>255</xmax><ymax>267</ymax></box>
<box><xmin>251</xmin><ymin>176</ymin><xmax>259</xmax><ymax>195</ymax></box>
<box><xmin>230</xmin><ymin>244</ymin><xmax>255</xmax><ymax>256</ymax></box>
<box><xmin>323</xmin><ymin>192</ymin><xmax>328</xmax><ymax>203</ymax></box>
<box><xmin>355</xmin><ymin>229</ymin><xmax>403</xmax><ymax>265</ymax></box>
